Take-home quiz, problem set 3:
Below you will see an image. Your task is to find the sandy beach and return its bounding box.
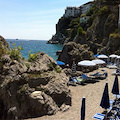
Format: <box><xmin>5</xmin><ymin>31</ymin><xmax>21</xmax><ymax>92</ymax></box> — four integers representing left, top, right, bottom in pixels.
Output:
<box><xmin>28</xmin><ymin>67</ymin><xmax>119</xmax><ymax>120</ymax></box>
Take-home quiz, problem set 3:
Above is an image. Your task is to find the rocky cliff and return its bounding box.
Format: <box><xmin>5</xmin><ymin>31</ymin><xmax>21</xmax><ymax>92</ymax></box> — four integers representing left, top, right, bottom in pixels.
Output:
<box><xmin>48</xmin><ymin>0</ymin><xmax>120</xmax><ymax>55</ymax></box>
<box><xmin>0</xmin><ymin>36</ymin><xmax>71</xmax><ymax>119</ymax></box>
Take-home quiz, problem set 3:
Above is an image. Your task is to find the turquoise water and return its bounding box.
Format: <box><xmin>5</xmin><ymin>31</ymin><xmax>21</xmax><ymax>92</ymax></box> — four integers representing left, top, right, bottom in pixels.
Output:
<box><xmin>6</xmin><ymin>39</ymin><xmax>63</xmax><ymax>60</ymax></box>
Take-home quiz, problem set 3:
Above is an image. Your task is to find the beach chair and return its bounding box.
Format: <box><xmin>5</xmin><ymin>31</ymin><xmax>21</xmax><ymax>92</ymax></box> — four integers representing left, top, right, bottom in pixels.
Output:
<box><xmin>68</xmin><ymin>77</ymin><xmax>77</xmax><ymax>86</ymax></box>
<box><xmin>72</xmin><ymin>77</ymin><xmax>84</xmax><ymax>85</ymax></box>
<box><xmin>81</xmin><ymin>74</ymin><xmax>92</xmax><ymax>80</ymax></box>
<box><xmin>90</xmin><ymin>72</ymin><xmax>107</xmax><ymax>80</ymax></box>
<box><xmin>93</xmin><ymin>113</ymin><xmax>105</xmax><ymax>119</ymax></box>
<box><xmin>90</xmin><ymin>72</ymin><xmax>99</xmax><ymax>77</ymax></box>
<box><xmin>81</xmin><ymin>74</ymin><xmax>96</xmax><ymax>83</ymax></box>
<box><xmin>109</xmin><ymin>99</ymin><xmax>114</xmax><ymax>105</ymax></box>
<box><xmin>112</xmin><ymin>68</ymin><xmax>120</xmax><ymax>75</ymax></box>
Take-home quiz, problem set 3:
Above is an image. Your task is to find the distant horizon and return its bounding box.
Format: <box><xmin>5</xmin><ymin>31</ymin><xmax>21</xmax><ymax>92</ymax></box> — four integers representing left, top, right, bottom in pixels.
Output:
<box><xmin>6</xmin><ymin>38</ymin><xmax>48</xmax><ymax>41</ymax></box>
<box><xmin>0</xmin><ymin>0</ymin><xmax>92</xmax><ymax>40</ymax></box>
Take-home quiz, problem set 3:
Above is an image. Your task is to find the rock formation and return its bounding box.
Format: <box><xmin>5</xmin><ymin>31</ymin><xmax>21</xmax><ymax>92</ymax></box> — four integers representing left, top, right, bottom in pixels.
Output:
<box><xmin>0</xmin><ymin>36</ymin><xmax>71</xmax><ymax>119</ymax></box>
<box><xmin>49</xmin><ymin>0</ymin><xmax>120</xmax><ymax>55</ymax></box>
<box><xmin>57</xmin><ymin>42</ymin><xmax>94</xmax><ymax>68</ymax></box>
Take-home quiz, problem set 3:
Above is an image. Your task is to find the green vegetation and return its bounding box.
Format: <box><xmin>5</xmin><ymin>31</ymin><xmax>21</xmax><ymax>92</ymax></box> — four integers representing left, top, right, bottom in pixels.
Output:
<box><xmin>77</xmin><ymin>27</ymin><xmax>86</xmax><ymax>36</ymax></box>
<box><xmin>98</xmin><ymin>6</ymin><xmax>110</xmax><ymax>16</ymax></box>
<box><xmin>0</xmin><ymin>42</ymin><xmax>6</xmax><ymax>57</ymax></box>
<box><xmin>28</xmin><ymin>51</ymin><xmax>40</xmax><ymax>62</ymax></box>
<box><xmin>49</xmin><ymin>63</ymin><xmax>61</xmax><ymax>73</ymax></box>
<box><xmin>8</xmin><ymin>43</ymin><xmax>23</xmax><ymax>61</ymax></box>
<box><xmin>109</xmin><ymin>33</ymin><xmax>120</xmax><ymax>39</ymax></box>
<box><xmin>69</xmin><ymin>17</ymin><xmax>80</xmax><ymax>28</ymax></box>
<box><xmin>80</xmin><ymin>14</ymin><xmax>86</xmax><ymax>17</ymax></box>
<box><xmin>86</xmin><ymin>5</ymin><xmax>97</xmax><ymax>16</ymax></box>
<box><xmin>28</xmin><ymin>73</ymin><xmax>42</xmax><ymax>78</ymax></box>
<box><xmin>25</xmin><ymin>62</ymin><xmax>30</xmax><ymax>69</ymax></box>
<box><xmin>55</xmin><ymin>66</ymin><xmax>61</xmax><ymax>73</ymax></box>
<box><xmin>49</xmin><ymin>62</ymin><xmax>55</xmax><ymax>70</ymax></box>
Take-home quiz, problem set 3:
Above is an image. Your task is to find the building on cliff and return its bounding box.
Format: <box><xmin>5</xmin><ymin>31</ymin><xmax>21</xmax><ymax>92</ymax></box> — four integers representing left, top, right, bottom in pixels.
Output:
<box><xmin>63</xmin><ymin>1</ymin><xmax>94</xmax><ymax>18</ymax></box>
<box><xmin>80</xmin><ymin>16</ymin><xmax>89</xmax><ymax>24</ymax></box>
<box><xmin>79</xmin><ymin>1</ymin><xmax>94</xmax><ymax>24</ymax></box>
<box><xmin>81</xmin><ymin>1</ymin><xmax>94</xmax><ymax>14</ymax></box>
<box><xmin>63</xmin><ymin>7</ymin><xmax>81</xmax><ymax>18</ymax></box>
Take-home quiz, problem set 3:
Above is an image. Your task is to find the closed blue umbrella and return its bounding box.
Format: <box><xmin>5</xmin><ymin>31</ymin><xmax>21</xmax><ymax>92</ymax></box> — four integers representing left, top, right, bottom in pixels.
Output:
<box><xmin>100</xmin><ymin>82</ymin><xmax>110</xmax><ymax>109</ymax></box>
<box><xmin>81</xmin><ymin>97</ymin><xmax>85</xmax><ymax>120</ymax></box>
<box><xmin>56</xmin><ymin>61</ymin><xmax>65</xmax><ymax>65</ymax></box>
<box><xmin>112</xmin><ymin>75</ymin><xmax>119</xmax><ymax>98</ymax></box>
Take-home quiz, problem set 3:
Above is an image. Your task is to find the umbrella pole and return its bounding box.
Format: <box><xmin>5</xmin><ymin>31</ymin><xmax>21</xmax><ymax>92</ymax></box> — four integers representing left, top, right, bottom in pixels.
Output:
<box><xmin>116</xmin><ymin>95</ymin><xmax>117</xmax><ymax>101</ymax></box>
<box><xmin>104</xmin><ymin>109</ymin><xmax>107</xmax><ymax>119</ymax></box>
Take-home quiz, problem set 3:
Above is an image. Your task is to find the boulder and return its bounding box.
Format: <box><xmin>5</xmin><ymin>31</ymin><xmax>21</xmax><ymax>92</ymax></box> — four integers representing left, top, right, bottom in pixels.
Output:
<box><xmin>0</xmin><ymin>39</ymin><xmax>72</xmax><ymax>119</ymax></box>
<box><xmin>57</xmin><ymin>42</ymin><xmax>94</xmax><ymax>68</ymax></box>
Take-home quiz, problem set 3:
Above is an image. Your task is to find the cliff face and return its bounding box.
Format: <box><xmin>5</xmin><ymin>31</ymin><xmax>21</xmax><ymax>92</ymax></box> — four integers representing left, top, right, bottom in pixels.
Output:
<box><xmin>49</xmin><ymin>0</ymin><xmax>120</xmax><ymax>55</ymax></box>
<box><xmin>0</xmin><ymin>36</ymin><xmax>71</xmax><ymax>119</ymax></box>
<box><xmin>86</xmin><ymin>1</ymin><xmax>119</xmax><ymax>49</ymax></box>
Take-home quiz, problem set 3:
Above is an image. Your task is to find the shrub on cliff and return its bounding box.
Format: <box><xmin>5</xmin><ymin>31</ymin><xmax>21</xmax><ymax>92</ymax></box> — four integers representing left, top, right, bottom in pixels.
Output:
<box><xmin>28</xmin><ymin>51</ymin><xmax>39</xmax><ymax>62</ymax></box>
<box><xmin>109</xmin><ymin>33</ymin><xmax>120</xmax><ymax>39</ymax></box>
<box><xmin>0</xmin><ymin>42</ymin><xmax>6</xmax><ymax>57</ymax></box>
<box><xmin>8</xmin><ymin>43</ymin><xmax>23</xmax><ymax>61</ymax></box>
<box><xmin>69</xmin><ymin>17</ymin><xmax>80</xmax><ymax>28</ymax></box>
<box><xmin>77</xmin><ymin>27</ymin><xmax>86</xmax><ymax>36</ymax></box>
<box><xmin>98</xmin><ymin>6</ymin><xmax>110</xmax><ymax>16</ymax></box>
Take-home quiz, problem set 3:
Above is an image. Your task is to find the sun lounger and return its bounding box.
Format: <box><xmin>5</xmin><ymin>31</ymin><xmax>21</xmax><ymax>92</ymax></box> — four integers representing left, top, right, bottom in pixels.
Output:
<box><xmin>93</xmin><ymin>113</ymin><xmax>105</xmax><ymax>119</ymax></box>
<box><xmin>81</xmin><ymin>74</ymin><xmax>92</xmax><ymax>80</ymax></box>
<box><xmin>68</xmin><ymin>77</ymin><xmax>77</xmax><ymax>86</ymax></box>
<box><xmin>106</xmin><ymin>65</ymin><xmax>117</xmax><ymax>69</ymax></box>
<box><xmin>80</xmin><ymin>74</ymin><xmax>96</xmax><ymax>83</ymax></box>
<box><xmin>90</xmin><ymin>72</ymin><xmax>108</xmax><ymax>80</ymax></box>
<box><xmin>113</xmin><ymin>94</ymin><xmax>120</xmax><ymax>98</ymax></box>
<box><xmin>112</xmin><ymin>68</ymin><xmax>120</xmax><ymax>75</ymax></box>
<box><xmin>109</xmin><ymin>100</ymin><xmax>114</xmax><ymax>105</ymax></box>
<box><xmin>68</xmin><ymin>76</ymin><xmax>84</xmax><ymax>86</ymax></box>
<box><xmin>90</xmin><ymin>72</ymin><xmax>99</xmax><ymax>76</ymax></box>
<box><xmin>72</xmin><ymin>77</ymin><xmax>83</xmax><ymax>85</ymax></box>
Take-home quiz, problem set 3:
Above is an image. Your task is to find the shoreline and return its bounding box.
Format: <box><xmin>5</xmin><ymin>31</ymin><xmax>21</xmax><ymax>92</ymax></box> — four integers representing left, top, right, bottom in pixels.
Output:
<box><xmin>27</xmin><ymin>67</ymin><xmax>119</xmax><ymax>120</ymax></box>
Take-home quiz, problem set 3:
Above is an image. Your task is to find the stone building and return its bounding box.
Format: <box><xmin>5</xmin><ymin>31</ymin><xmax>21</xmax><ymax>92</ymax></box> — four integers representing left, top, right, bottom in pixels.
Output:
<box><xmin>63</xmin><ymin>7</ymin><xmax>81</xmax><ymax>18</ymax></box>
<box><xmin>80</xmin><ymin>16</ymin><xmax>89</xmax><ymax>23</ymax></box>
<box><xmin>81</xmin><ymin>1</ymin><xmax>93</xmax><ymax>14</ymax></box>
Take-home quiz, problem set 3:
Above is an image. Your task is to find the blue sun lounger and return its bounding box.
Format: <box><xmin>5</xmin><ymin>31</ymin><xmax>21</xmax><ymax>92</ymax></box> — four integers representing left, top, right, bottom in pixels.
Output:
<box><xmin>93</xmin><ymin>113</ymin><xmax>105</xmax><ymax>119</ymax></box>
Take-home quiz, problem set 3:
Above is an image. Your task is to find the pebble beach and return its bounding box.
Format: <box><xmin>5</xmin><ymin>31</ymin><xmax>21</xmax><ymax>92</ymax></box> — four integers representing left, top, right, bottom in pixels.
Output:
<box><xmin>27</xmin><ymin>67</ymin><xmax>119</xmax><ymax>120</ymax></box>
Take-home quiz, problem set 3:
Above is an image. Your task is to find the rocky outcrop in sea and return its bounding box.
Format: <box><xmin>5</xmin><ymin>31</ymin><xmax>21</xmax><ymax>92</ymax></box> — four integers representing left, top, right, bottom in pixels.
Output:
<box><xmin>0</xmin><ymin>36</ymin><xmax>71</xmax><ymax>119</ymax></box>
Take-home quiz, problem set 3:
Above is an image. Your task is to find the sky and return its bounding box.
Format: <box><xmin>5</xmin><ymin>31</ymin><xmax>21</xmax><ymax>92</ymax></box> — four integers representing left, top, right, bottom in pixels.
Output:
<box><xmin>0</xmin><ymin>0</ymin><xmax>91</xmax><ymax>40</ymax></box>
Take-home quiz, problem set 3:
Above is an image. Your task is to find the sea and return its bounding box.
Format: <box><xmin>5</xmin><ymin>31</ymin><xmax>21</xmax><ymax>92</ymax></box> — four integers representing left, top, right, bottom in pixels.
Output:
<box><xmin>6</xmin><ymin>39</ymin><xmax>63</xmax><ymax>60</ymax></box>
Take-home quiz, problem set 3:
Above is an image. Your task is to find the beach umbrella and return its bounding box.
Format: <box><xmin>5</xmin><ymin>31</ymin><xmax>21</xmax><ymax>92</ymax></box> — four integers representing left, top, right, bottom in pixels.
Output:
<box><xmin>92</xmin><ymin>59</ymin><xmax>105</xmax><ymax>65</ymax></box>
<box><xmin>81</xmin><ymin>97</ymin><xmax>86</xmax><ymax>120</ymax></box>
<box><xmin>56</xmin><ymin>61</ymin><xmax>65</xmax><ymax>65</ymax></box>
<box><xmin>97</xmin><ymin>55</ymin><xmax>108</xmax><ymax>59</ymax></box>
<box><xmin>112</xmin><ymin>75</ymin><xmax>119</xmax><ymax>99</ymax></box>
<box><xmin>94</xmin><ymin>54</ymin><xmax>99</xmax><ymax>58</ymax></box>
<box><xmin>109</xmin><ymin>54</ymin><xmax>118</xmax><ymax>58</ymax></box>
<box><xmin>117</xmin><ymin>56</ymin><xmax>120</xmax><ymax>59</ymax></box>
<box><xmin>100</xmin><ymin>82</ymin><xmax>110</xmax><ymax>109</ymax></box>
<box><xmin>78</xmin><ymin>60</ymin><xmax>96</xmax><ymax>66</ymax></box>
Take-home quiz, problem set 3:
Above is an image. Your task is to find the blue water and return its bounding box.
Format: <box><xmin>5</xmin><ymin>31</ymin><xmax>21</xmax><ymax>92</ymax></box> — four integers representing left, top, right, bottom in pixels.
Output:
<box><xmin>6</xmin><ymin>39</ymin><xmax>63</xmax><ymax>60</ymax></box>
